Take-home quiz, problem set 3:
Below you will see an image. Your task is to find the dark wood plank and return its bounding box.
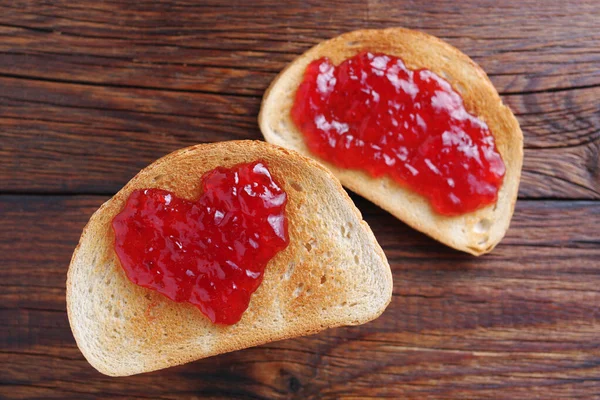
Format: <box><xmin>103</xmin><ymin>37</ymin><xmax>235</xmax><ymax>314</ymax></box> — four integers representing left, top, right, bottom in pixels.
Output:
<box><xmin>0</xmin><ymin>0</ymin><xmax>599</xmax><ymax>197</ymax></box>
<box><xmin>1</xmin><ymin>195</ymin><xmax>599</xmax><ymax>398</ymax></box>
<box><xmin>0</xmin><ymin>1</ymin><xmax>598</xmax><ymax>94</ymax></box>
<box><xmin>1</xmin><ymin>76</ymin><xmax>598</xmax><ymax>197</ymax></box>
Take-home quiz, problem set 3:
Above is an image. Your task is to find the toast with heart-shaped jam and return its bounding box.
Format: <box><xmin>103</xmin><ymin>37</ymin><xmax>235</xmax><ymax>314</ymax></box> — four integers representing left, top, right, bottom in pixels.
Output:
<box><xmin>67</xmin><ymin>140</ymin><xmax>392</xmax><ymax>376</ymax></box>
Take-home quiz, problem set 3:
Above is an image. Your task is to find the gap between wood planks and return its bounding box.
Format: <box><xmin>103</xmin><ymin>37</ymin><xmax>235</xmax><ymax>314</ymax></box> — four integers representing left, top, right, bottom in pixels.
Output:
<box><xmin>0</xmin><ymin>72</ymin><xmax>262</xmax><ymax>99</ymax></box>
<box><xmin>2</xmin><ymin>70</ymin><xmax>598</xmax><ymax>99</ymax></box>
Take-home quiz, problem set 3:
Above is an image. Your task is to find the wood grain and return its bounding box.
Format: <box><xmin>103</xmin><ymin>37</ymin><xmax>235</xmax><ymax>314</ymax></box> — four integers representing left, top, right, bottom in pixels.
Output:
<box><xmin>0</xmin><ymin>0</ymin><xmax>598</xmax><ymax>197</ymax></box>
<box><xmin>1</xmin><ymin>78</ymin><xmax>598</xmax><ymax>197</ymax></box>
<box><xmin>1</xmin><ymin>0</ymin><xmax>600</xmax><ymax>398</ymax></box>
<box><xmin>1</xmin><ymin>195</ymin><xmax>599</xmax><ymax>399</ymax></box>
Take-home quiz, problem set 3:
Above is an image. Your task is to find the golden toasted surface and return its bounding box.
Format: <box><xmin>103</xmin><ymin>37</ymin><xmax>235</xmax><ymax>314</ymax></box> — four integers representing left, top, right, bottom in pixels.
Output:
<box><xmin>259</xmin><ymin>28</ymin><xmax>524</xmax><ymax>255</ymax></box>
<box><xmin>66</xmin><ymin>140</ymin><xmax>392</xmax><ymax>376</ymax></box>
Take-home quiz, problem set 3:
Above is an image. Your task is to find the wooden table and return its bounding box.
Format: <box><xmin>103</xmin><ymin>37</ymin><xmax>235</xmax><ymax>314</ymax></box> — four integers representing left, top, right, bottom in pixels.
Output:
<box><xmin>2</xmin><ymin>1</ymin><xmax>599</xmax><ymax>398</ymax></box>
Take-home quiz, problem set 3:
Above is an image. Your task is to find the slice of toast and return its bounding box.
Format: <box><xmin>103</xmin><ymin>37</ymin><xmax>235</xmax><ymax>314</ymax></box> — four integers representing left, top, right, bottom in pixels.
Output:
<box><xmin>66</xmin><ymin>140</ymin><xmax>392</xmax><ymax>376</ymax></box>
<box><xmin>259</xmin><ymin>28</ymin><xmax>523</xmax><ymax>255</ymax></box>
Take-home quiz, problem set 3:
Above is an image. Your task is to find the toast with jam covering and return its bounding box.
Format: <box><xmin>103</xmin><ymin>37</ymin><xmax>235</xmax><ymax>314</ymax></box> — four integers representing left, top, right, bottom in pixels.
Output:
<box><xmin>259</xmin><ymin>28</ymin><xmax>523</xmax><ymax>255</ymax></box>
<box><xmin>66</xmin><ymin>140</ymin><xmax>392</xmax><ymax>376</ymax></box>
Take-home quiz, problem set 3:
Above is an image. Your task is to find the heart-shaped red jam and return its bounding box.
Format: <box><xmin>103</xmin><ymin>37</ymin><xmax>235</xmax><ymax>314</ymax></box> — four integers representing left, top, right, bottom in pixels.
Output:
<box><xmin>291</xmin><ymin>52</ymin><xmax>505</xmax><ymax>215</ymax></box>
<box><xmin>112</xmin><ymin>161</ymin><xmax>289</xmax><ymax>325</ymax></box>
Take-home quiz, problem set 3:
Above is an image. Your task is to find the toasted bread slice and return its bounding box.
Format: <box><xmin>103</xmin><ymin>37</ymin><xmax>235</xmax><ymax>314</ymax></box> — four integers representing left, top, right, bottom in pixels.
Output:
<box><xmin>259</xmin><ymin>28</ymin><xmax>523</xmax><ymax>255</ymax></box>
<box><xmin>66</xmin><ymin>140</ymin><xmax>392</xmax><ymax>376</ymax></box>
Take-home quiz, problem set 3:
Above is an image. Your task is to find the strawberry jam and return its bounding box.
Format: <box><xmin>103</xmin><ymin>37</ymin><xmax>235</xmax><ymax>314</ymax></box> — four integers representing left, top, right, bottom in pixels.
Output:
<box><xmin>112</xmin><ymin>161</ymin><xmax>289</xmax><ymax>325</ymax></box>
<box><xmin>291</xmin><ymin>52</ymin><xmax>505</xmax><ymax>215</ymax></box>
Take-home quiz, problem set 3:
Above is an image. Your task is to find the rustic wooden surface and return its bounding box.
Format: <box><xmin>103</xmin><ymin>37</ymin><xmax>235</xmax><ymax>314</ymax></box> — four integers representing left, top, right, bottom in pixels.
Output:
<box><xmin>1</xmin><ymin>0</ymin><xmax>599</xmax><ymax>398</ymax></box>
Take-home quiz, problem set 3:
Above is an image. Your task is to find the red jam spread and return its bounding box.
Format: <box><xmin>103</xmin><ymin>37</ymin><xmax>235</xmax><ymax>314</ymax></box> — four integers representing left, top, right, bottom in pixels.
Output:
<box><xmin>112</xmin><ymin>161</ymin><xmax>289</xmax><ymax>325</ymax></box>
<box><xmin>291</xmin><ymin>52</ymin><xmax>505</xmax><ymax>215</ymax></box>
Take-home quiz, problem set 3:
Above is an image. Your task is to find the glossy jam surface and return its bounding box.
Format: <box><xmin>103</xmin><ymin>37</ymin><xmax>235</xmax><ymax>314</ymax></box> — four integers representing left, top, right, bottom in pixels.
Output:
<box><xmin>291</xmin><ymin>52</ymin><xmax>505</xmax><ymax>215</ymax></box>
<box><xmin>112</xmin><ymin>161</ymin><xmax>289</xmax><ymax>325</ymax></box>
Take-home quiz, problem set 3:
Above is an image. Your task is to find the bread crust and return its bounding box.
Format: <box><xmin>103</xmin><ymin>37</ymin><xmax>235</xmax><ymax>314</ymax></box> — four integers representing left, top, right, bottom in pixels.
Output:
<box><xmin>66</xmin><ymin>140</ymin><xmax>392</xmax><ymax>376</ymax></box>
<box><xmin>259</xmin><ymin>28</ymin><xmax>523</xmax><ymax>255</ymax></box>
